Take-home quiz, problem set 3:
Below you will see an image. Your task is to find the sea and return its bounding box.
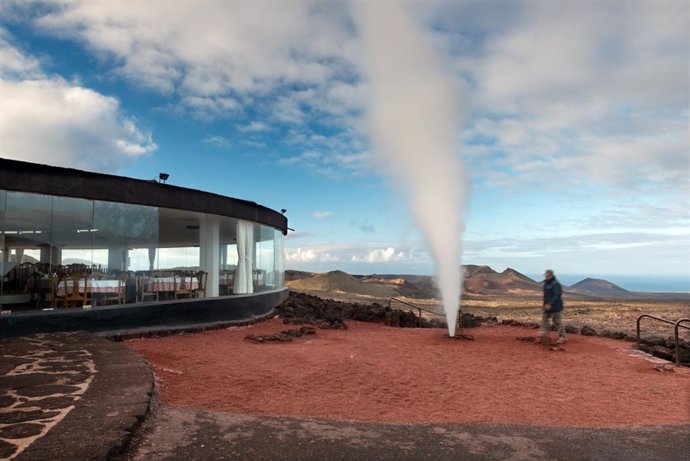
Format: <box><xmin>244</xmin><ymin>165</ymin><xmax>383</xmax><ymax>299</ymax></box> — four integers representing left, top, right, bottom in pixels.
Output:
<box><xmin>544</xmin><ymin>274</ymin><xmax>690</xmax><ymax>294</ymax></box>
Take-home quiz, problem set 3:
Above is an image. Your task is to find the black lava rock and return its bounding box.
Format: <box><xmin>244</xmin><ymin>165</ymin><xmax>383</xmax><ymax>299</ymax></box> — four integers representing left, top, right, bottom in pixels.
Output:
<box><xmin>580</xmin><ymin>326</ymin><xmax>597</xmax><ymax>336</ymax></box>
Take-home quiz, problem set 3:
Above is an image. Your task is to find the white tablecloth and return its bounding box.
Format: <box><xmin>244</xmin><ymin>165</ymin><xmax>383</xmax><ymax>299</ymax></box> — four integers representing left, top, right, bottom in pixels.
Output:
<box><xmin>147</xmin><ymin>276</ymin><xmax>198</xmax><ymax>292</ymax></box>
<box><xmin>57</xmin><ymin>279</ymin><xmax>121</xmax><ymax>296</ymax></box>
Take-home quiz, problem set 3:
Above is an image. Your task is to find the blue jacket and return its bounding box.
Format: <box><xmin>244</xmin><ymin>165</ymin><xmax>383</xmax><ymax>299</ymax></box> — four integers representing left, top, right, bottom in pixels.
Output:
<box><xmin>543</xmin><ymin>278</ymin><xmax>564</xmax><ymax>313</ymax></box>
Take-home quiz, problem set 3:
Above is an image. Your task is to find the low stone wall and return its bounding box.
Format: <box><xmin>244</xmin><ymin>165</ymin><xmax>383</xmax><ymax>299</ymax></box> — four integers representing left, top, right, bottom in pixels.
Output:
<box><xmin>0</xmin><ymin>289</ymin><xmax>288</xmax><ymax>337</ymax></box>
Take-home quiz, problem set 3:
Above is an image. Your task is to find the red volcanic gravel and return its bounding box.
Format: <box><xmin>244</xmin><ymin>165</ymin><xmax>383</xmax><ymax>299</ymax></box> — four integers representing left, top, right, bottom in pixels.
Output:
<box><xmin>126</xmin><ymin>319</ymin><xmax>690</xmax><ymax>428</ymax></box>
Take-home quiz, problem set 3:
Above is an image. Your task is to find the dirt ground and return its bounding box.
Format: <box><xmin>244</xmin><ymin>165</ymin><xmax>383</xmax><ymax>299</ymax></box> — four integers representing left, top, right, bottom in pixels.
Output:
<box><xmin>126</xmin><ymin>318</ymin><xmax>690</xmax><ymax>428</ymax></box>
<box><xmin>295</xmin><ymin>289</ymin><xmax>690</xmax><ymax>340</ymax></box>
<box><xmin>462</xmin><ymin>295</ymin><xmax>690</xmax><ymax>338</ymax></box>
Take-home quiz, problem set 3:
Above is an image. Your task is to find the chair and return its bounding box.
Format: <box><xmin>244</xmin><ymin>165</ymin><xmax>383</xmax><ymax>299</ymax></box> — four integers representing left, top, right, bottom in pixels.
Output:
<box><xmin>62</xmin><ymin>273</ymin><xmax>87</xmax><ymax>308</ymax></box>
<box><xmin>67</xmin><ymin>263</ymin><xmax>87</xmax><ymax>275</ymax></box>
<box><xmin>194</xmin><ymin>271</ymin><xmax>207</xmax><ymax>298</ymax></box>
<box><xmin>154</xmin><ymin>271</ymin><xmax>174</xmax><ymax>300</ymax></box>
<box><xmin>91</xmin><ymin>272</ymin><xmax>107</xmax><ymax>280</ymax></box>
<box><xmin>136</xmin><ymin>272</ymin><xmax>158</xmax><ymax>302</ymax></box>
<box><xmin>101</xmin><ymin>272</ymin><xmax>127</xmax><ymax>305</ymax></box>
<box><xmin>174</xmin><ymin>272</ymin><xmax>192</xmax><ymax>299</ymax></box>
<box><xmin>50</xmin><ymin>273</ymin><xmax>61</xmax><ymax>308</ymax></box>
<box><xmin>19</xmin><ymin>262</ymin><xmax>34</xmax><ymax>293</ymax></box>
<box><xmin>220</xmin><ymin>271</ymin><xmax>234</xmax><ymax>295</ymax></box>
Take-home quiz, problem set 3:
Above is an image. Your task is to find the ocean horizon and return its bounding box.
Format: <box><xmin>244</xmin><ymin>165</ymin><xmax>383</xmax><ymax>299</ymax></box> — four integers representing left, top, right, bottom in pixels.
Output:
<box><xmin>542</xmin><ymin>274</ymin><xmax>690</xmax><ymax>294</ymax></box>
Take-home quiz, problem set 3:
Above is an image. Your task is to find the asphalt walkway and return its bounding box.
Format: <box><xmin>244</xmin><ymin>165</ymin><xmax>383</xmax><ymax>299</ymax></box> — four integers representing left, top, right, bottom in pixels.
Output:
<box><xmin>0</xmin><ymin>332</ymin><xmax>153</xmax><ymax>460</ymax></box>
<box><xmin>126</xmin><ymin>404</ymin><xmax>690</xmax><ymax>461</ymax></box>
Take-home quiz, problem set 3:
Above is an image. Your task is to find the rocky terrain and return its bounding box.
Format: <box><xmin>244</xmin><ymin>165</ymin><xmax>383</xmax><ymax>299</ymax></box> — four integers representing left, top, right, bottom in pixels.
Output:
<box><xmin>283</xmin><ymin>266</ymin><xmax>690</xmax><ymax>367</ymax></box>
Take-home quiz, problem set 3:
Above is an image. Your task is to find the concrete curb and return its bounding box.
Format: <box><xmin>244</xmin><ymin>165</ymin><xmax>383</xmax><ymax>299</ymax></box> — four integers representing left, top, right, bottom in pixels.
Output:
<box><xmin>101</xmin><ymin>309</ymin><xmax>277</xmax><ymax>341</ymax></box>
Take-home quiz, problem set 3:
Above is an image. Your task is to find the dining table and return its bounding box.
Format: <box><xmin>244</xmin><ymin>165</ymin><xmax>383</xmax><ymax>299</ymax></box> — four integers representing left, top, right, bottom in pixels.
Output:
<box><xmin>56</xmin><ymin>279</ymin><xmax>121</xmax><ymax>296</ymax></box>
<box><xmin>146</xmin><ymin>276</ymin><xmax>199</xmax><ymax>292</ymax></box>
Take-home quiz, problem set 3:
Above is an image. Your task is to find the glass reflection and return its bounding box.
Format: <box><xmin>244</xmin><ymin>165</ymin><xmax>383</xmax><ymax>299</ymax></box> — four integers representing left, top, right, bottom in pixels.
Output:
<box><xmin>0</xmin><ymin>188</ymin><xmax>284</xmax><ymax>312</ymax></box>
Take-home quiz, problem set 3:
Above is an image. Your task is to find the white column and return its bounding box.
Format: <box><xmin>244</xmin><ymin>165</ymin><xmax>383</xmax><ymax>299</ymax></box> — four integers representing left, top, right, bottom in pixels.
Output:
<box><xmin>107</xmin><ymin>246</ymin><xmax>127</xmax><ymax>272</ymax></box>
<box><xmin>220</xmin><ymin>245</ymin><xmax>227</xmax><ymax>270</ymax></box>
<box><xmin>40</xmin><ymin>246</ymin><xmax>61</xmax><ymax>265</ymax></box>
<box><xmin>199</xmin><ymin>215</ymin><xmax>220</xmax><ymax>297</ymax></box>
<box><xmin>148</xmin><ymin>247</ymin><xmax>156</xmax><ymax>271</ymax></box>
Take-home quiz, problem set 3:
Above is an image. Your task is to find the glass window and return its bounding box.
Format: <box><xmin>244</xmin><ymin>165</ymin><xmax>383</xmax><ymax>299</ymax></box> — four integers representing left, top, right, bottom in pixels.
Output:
<box><xmin>52</xmin><ymin>195</ymin><xmax>95</xmax><ymax>269</ymax></box>
<box><xmin>0</xmin><ymin>188</ymin><xmax>284</xmax><ymax>309</ymax></box>
<box><xmin>274</xmin><ymin>228</ymin><xmax>285</xmax><ymax>288</ymax></box>
<box><xmin>218</xmin><ymin>216</ymin><xmax>238</xmax><ymax>295</ymax></box>
<box><xmin>2</xmin><ymin>192</ymin><xmax>53</xmax><ymax>300</ymax></box>
<box><xmin>254</xmin><ymin>224</ymin><xmax>284</xmax><ymax>291</ymax></box>
<box><xmin>93</xmin><ymin>200</ymin><xmax>158</xmax><ymax>274</ymax></box>
<box><xmin>256</xmin><ymin>224</ymin><xmax>274</xmax><ymax>291</ymax></box>
<box><xmin>157</xmin><ymin>247</ymin><xmax>199</xmax><ymax>271</ymax></box>
<box><xmin>0</xmin><ymin>189</ymin><xmax>5</xmax><ymax>300</ymax></box>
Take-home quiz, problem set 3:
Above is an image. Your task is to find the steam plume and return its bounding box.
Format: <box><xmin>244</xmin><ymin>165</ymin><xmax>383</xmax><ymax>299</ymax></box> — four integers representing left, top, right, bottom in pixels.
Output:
<box><xmin>355</xmin><ymin>2</ymin><xmax>464</xmax><ymax>336</ymax></box>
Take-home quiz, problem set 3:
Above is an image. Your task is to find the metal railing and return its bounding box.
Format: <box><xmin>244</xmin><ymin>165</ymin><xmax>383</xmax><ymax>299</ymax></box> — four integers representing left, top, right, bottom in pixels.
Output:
<box><xmin>636</xmin><ymin>314</ymin><xmax>690</xmax><ymax>365</ymax></box>
<box><xmin>388</xmin><ymin>298</ymin><xmax>443</xmax><ymax>328</ymax></box>
<box><xmin>675</xmin><ymin>319</ymin><xmax>690</xmax><ymax>366</ymax></box>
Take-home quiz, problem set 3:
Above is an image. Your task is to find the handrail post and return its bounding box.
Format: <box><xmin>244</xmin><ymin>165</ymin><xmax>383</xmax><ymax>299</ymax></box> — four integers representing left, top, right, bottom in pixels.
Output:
<box><xmin>674</xmin><ymin>319</ymin><xmax>690</xmax><ymax>366</ymax></box>
<box><xmin>637</xmin><ymin>314</ymin><xmax>690</xmax><ymax>366</ymax></box>
<box><xmin>636</xmin><ymin>315</ymin><xmax>646</xmax><ymax>349</ymax></box>
<box><xmin>675</xmin><ymin>321</ymin><xmax>680</xmax><ymax>366</ymax></box>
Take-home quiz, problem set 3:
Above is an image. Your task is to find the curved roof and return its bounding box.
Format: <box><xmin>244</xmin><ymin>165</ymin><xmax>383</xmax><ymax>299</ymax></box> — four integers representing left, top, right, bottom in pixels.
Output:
<box><xmin>0</xmin><ymin>158</ymin><xmax>288</xmax><ymax>234</ymax></box>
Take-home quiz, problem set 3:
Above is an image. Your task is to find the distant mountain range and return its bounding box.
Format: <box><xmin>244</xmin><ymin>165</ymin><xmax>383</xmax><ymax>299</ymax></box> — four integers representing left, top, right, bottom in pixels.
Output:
<box><xmin>286</xmin><ymin>265</ymin><xmax>690</xmax><ymax>300</ymax></box>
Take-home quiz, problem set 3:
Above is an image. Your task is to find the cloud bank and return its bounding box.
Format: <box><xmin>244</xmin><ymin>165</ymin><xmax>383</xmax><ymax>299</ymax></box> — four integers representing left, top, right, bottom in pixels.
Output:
<box><xmin>3</xmin><ymin>0</ymin><xmax>686</xmax><ymax>194</ymax></box>
<box><xmin>0</xmin><ymin>29</ymin><xmax>156</xmax><ymax>171</ymax></box>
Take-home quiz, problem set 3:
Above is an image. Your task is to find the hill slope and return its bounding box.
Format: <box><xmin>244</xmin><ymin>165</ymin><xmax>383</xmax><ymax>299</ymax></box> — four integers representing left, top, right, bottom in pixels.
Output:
<box><xmin>569</xmin><ymin>278</ymin><xmax>630</xmax><ymax>297</ymax></box>
<box><xmin>287</xmin><ymin>270</ymin><xmax>396</xmax><ymax>298</ymax></box>
<box><xmin>463</xmin><ymin>266</ymin><xmax>541</xmax><ymax>295</ymax></box>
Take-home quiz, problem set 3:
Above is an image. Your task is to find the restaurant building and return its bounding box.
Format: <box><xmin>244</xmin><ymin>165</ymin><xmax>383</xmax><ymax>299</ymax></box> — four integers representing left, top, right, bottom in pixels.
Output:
<box><xmin>0</xmin><ymin>157</ymin><xmax>288</xmax><ymax>336</ymax></box>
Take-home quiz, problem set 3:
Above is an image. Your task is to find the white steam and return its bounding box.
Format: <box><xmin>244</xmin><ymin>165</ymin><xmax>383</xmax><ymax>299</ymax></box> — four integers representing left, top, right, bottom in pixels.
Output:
<box><xmin>355</xmin><ymin>2</ymin><xmax>465</xmax><ymax>336</ymax></box>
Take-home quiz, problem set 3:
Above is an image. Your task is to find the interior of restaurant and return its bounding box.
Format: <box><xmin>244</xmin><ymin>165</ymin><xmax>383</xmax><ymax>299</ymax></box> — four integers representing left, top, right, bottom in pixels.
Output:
<box><xmin>0</xmin><ymin>189</ymin><xmax>284</xmax><ymax>311</ymax></box>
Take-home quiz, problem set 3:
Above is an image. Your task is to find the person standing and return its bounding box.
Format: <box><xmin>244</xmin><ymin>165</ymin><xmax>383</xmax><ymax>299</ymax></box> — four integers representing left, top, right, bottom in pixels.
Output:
<box><xmin>538</xmin><ymin>269</ymin><xmax>566</xmax><ymax>344</ymax></box>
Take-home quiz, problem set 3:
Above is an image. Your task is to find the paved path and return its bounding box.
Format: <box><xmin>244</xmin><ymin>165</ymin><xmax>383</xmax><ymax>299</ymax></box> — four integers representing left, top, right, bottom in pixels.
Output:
<box><xmin>0</xmin><ymin>332</ymin><xmax>153</xmax><ymax>460</ymax></box>
<box><xmin>126</xmin><ymin>404</ymin><xmax>690</xmax><ymax>461</ymax></box>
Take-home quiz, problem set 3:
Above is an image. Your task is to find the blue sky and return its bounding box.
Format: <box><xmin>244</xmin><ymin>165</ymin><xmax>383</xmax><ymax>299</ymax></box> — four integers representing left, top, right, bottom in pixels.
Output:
<box><xmin>0</xmin><ymin>0</ymin><xmax>688</xmax><ymax>285</ymax></box>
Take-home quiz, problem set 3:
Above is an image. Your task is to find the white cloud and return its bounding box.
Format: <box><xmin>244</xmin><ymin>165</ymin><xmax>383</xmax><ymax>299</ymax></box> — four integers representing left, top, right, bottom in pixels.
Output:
<box><xmin>5</xmin><ymin>0</ymin><xmax>366</xmax><ymax>173</ymax></box>
<box><xmin>23</xmin><ymin>0</ymin><xmax>356</xmax><ymax>105</ymax></box>
<box><xmin>0</xmin><ymin>31</ymin><xmax>156</xmax><ymax>171</ymax></box>
<box><xmin>238</xmin><ymin>121</ymin><xmax>271</xmax><ymax>133</ymax></box>
<box><xmin>285</xmin><ymin>247</ymin><xmax>339</xmax><ymax>263</ymax></box>
<box><xmin>312</xmin><ymin>211</ymin><xmax>334</xmax><ymax>220</ymax></box>
<box><xmin>455</xmin><ymin>0</ymin><xmax>689</xmax><ymax>191</ymax></box>
<box><xmin>2</xmin><ymin>0</ymin><xmax>686</xmax><ymax>203</ymax></box>
<box><xmin>0</xmin><ymin>29</ymin><xmax>41</xmax><ymax>78</ymax></box>
<box><xmin>240</xmin><ymin>140</ymin><xmax>267</xmax><ymax>149</ymax></box>
<box><xmin>278</xmin><ymin>148</ymin><xmax>371</xmax><ymax>178</ymax></box>
<box><xmin>279</xmin><ymin>150</ymin><xmax>322</xmax><ymax>166</ymax></box>
<box><xmin>351</xmin><ymin>247</ymin><xmax>407</xmax><ymax>264</ymax></box>
<box><xmin>202</xmin><ymin>135</ymin><xmax>231</xmax><ymax>148</ymax></box>
<box><xmin>179</xmin><ymin>95</ymin><xmax>240</xmax><ymax>120</ymax></box>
